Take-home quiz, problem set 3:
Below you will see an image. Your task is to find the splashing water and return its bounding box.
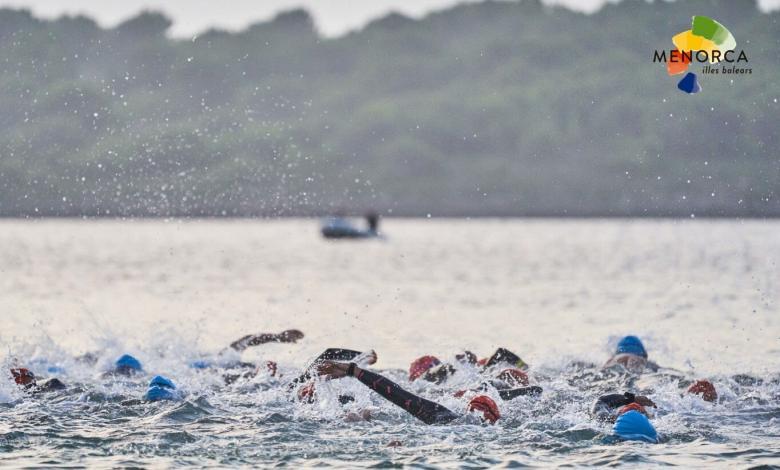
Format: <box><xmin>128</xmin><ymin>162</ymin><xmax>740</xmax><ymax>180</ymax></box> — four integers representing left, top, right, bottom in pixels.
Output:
<box><xmin>0</xmin><ymin>219</ymin><xmax>778</xmax><ymax>466</ymax></box>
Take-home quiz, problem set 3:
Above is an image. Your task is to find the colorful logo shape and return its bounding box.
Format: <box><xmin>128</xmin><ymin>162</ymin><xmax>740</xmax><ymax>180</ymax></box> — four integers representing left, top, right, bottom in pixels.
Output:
<box><xmin>666</xmin><ymin>16</ymin><xmax>736</xmax><ymax>94</ymax></box>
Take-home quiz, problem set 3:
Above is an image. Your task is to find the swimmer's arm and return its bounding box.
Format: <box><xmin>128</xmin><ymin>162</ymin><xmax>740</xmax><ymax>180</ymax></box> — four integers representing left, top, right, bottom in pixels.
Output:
<box><xmin>597</xmin><ymin>392</ymin><xmax>636</xmax><ymax>409</ymax></box>
<box><xmin>485</xmin><ymin>348</ymin><xmax>527</xmax><ymax>369</ymax></box>
<box><xmin>229</xmin><ymin>329</ymin><xmax>304</xmax><ymax>351</ymax></box>
<box><xmin>497</xmin><ymin>386</ymin><xmax>543</xmax><ymax>400</ymax></box>
<box><xmin>288</xmin><ymin>348</ymin><xmax>371</xmax><ymax>390</ymax></box>
<box><xmin>353</xmin><ymin>366</ymin><xmax>459</xmax><ymax>425</ymax></box>
<box><xmin>319</xmin><ymin>362</ymin><xmax>458</xmax><ymax>425</ymax></box>
<box><xmin>313</xmin><ymin>348</ymin><xmax>363</xmax><ymax>362</ymax></box>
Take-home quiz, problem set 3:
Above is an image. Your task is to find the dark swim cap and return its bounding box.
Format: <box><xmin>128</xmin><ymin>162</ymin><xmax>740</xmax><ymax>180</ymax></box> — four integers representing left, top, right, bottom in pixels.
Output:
<box><xmin>687</xmin><ymin>379</ymin><xmax>717</xmax><ymax>402</ymax></box>
<box><xmin>616</xmin><ymin>336</ymin><xmax>647</xmax><ymax>358</ymax></box>
<box><xmin>467</xmin><ymin>395</ymin><xmax>500</xmax><ymax>424</ymax></box>
<box><xmin>409</xmin><ymin>356</ymin><xmax>441</xmax><ymax>381</ymax></box>
<box><xmin>11</xmin><ymin>368</ymin><xmax>36</xmax><ymax>386</ymax></box>
<box><xmin>115</xmin><ymin>354</ymin><xmax>143</xmax><ymax>372</ymax></box>
<box><xmin>613</xmin><ymin>410</ymin><xmax>658</xmax><ymax>443</ymax></box>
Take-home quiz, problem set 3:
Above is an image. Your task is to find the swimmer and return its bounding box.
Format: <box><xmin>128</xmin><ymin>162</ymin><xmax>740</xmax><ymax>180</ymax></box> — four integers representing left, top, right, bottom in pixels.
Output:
<box><xmin>103</xmin><ymin>354</ymin><xmax>144</xmax><ymax>378</ymax></box>
<box><xmin>685</xmin><ymin>379</ymin><xmax>718</xmax><ymax>402</ymax></box>
<box><xmin>590</xmin><ymin>391</ymin><xmax>656</xmax><ymax>422</ymax></box>
<box><xmin>612</xmin><ymin>404</ymin><xmax>658</xmax><ymax>443</ymax></box>
<box><xmin>144</xmin><ymin>375</ymin><xmax>180</xmax><ymax>401</ymax></box>
<box><xmin>9</xmin><ymin>368</ymin><xmax>66</xmax><ymax>393</ymax></box>
<box><xmin>291</xmin><ymin>348</ymin><xmax>378</xmax><ymax>402</ymax></box>
<box><xmin>602</xmin><ymin>336</ymin><xmax>659</xmax><ymax>374</ymax></box>
<box><xmin>317</xmin><ymin>360</ymin><xmax>501</xmax><ymax>425</ymax></box>
<box><xmin>409</xmin><ymin>347</ymin><xmax>528</xmax><ymax>385</ymax></box>
<box><xmin>455</xmin><ymin>367</ymin><xmax>543</xmax><ymax>401</ymax></box>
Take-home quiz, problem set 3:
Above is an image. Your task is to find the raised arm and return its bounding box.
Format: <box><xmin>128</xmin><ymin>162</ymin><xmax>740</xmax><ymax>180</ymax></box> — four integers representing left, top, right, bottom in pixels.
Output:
<box><xmin>229</xmin><ymin>329</ymin><xmax>304</xmax><ymax>351</ymax></box>
<box><xmin>318</xmin><ymin>361</ymin><xmax>459</xmax><ymax>425</ymax></box>
<box><xmin>484</xmin><ymin>347</ymin><xmax>527</xmax><ymax>369</ymax></box>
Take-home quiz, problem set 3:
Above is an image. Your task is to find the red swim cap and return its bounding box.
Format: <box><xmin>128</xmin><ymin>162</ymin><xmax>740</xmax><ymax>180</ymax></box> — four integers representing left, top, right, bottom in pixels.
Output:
<box><xmin>687</xmin><ymin>379</ymin><xmax>717</xmax><ymax>402</ymax></box>
<box><xmin>468</xmin><ymin>395</ymin><xmax>500</xmax><ymax>424</ymax></box>
<box><xmin>408</xmin><ymin>355</ymin><xmax>441</xmax><ymax>381</ymax></box>
<box><xmin>10</xmin><ymin>368</ymin><xmax>35</xmax><ymax>386</ymax></box>
<box><xmin>617</xmin><ymin>402</ymin><xmax>648</xmax><ymax>417</ymax></box>
<box><xmin>497</xmin><ymin>368</ymin><xmax>529</xmax><ymax>387</ymax></box>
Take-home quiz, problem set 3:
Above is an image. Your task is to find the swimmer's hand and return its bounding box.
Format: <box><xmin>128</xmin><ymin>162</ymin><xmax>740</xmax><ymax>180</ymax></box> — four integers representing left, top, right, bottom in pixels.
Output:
<box><xmin>635</xmin><ymin>395</ymin><xmax>656</xmax><ymax>408</ymax></box>
<box><xmin>354</xmin><ymin>349</ymin><xmax>378</xmax><ymax>366</ymax></box>
<box><xmin>278</xmin><ymin>329</ymin><xmax>305</xmax><ymax>343</ymax></box>
<box><xmin>316</xmin><ymin>361</ymin><xmax>361</xmax><ymax>380</ymax></box>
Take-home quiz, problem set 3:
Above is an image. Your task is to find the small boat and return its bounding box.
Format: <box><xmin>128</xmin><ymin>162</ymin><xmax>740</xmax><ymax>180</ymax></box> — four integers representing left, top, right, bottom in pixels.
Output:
<box><xmin>321</xmin><ymin>213</ymin><xmax>380</xmax><ymax>239</ymax></box>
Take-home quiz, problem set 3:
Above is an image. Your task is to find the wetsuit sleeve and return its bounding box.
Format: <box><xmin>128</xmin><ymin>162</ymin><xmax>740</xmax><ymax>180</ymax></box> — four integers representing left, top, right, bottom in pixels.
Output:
<box><xmin>498</xmin><ymin>386</ymin><xmax>543</xmax><ymax>400</ymax></box>
<box><xmin>288</xmin><ymin>349</ymin><xmax>365</xmax><ymax>391</ymax></box>
<box><xmin>313</xmin><ymin>348</ymin><xmax>363</xmax><ymax>362</ymax></box>
<box><xmin>354</xmin><ymin>368</ymin><xmax>459</xmax><ymax>425</ymax></box>
<box><xmin>230</xmin><ymin>333</ymin><xmax>279</xmax><ymax>351</ymax></box>
<box><xmin>599</xmin><ymin>392</ymin><xmax>635</xmax><ymax>408</ymax></box>
<box><xmin>485</xmin><ymin>348</ymin><xmax>527</xmax><ymax>369</ymax></box>
<box><xmin>33</xmin><ymin>378</ymin><xmax>66</xmax><ymax>393</ymax></box>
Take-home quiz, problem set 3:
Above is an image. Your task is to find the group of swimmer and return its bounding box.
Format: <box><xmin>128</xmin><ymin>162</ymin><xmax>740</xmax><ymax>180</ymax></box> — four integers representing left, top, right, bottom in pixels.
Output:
<box><xmin>7</xmin><ymin>331</ymin><xmax>719</xmax><ymax>444</ymax></box>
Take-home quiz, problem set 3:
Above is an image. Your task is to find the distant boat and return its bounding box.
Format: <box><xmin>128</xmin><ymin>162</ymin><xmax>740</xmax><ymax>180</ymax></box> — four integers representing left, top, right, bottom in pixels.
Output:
<box><xmin>321</xmin><ymin>213</ymin><xmax>380</xmax><ymax>239</ymax></box>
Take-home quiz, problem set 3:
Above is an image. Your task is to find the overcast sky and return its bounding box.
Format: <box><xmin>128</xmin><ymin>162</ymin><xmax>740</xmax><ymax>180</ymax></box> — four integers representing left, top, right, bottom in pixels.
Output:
<box><xmin>0</xmin><ymin>0</ymin><xmax>778</xmax><ymax>37</ymax></box>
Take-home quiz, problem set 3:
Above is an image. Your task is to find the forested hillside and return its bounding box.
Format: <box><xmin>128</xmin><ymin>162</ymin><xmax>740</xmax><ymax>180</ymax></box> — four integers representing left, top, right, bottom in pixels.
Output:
<box><xmin>0</xmin><ymin>0</ymin><xmax>777</xmax><ymax>217</ymax></box>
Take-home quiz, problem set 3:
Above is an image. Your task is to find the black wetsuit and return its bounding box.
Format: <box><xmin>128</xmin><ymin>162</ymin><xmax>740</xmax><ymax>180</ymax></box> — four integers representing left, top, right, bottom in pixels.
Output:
<box><xmin>289</xmin><ymin>348</ymin><xmax>365</xmax><ymax>391</ymax></box>
<box><xmin>353</xmin><ymin>367</ymin><xmax>459</xmax><ymax>425</ymax></box>
<box><xmin>472</xmin><ymin>380</ymin><xmax>542</xmax><ymax>400</ymax></box>
<box><xmin>485</xmin><ymin>348</ymin><xmax>527</xmax><ymax>369</ymax></box>
<box><xmin>591</xmin><ymin>392</ymin><xmax>637</xmax><ymax>420</ymax></box>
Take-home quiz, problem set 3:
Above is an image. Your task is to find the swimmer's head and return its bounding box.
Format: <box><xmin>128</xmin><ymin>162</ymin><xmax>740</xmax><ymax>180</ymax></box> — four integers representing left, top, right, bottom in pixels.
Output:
<box><xmin>617</xmin><ymin>402</ymin><xmax>648</xmax><ymax>417</ymax></box>
<box><xmin>496</xmin><ymin>368</ymin><xmax>529</xmax><ymax>387</ymax></box>
<box><xmin>616</xmin><ymin>335</ymin><xmax>647</xmax><ymax>359</ymax></box>
<box><xmin>467</xmin><ymin>395</ymin><xmax>500</xmax><ymax>424</ymax></box>
<box><xmin>115</xmin><ymin>354</ymin><xmax>143</xmax><ymax>375</ymax></box>
<box><xmin>11</xmin><ymin>368</ymin><xmax>35</xmax><ymax>386</ymax></box>
<box><xmin>409</xmin><ymin>355</ymin><xmax>441</xmax><ymax>381</ymax></box>
<box><xmin>455</xmin><ymin>351</ymin><xmax>477</xmax><ymax>365</ymax></box>
<box><xmin>148</xmin><ymin>375</ymin><xmax>175</xmax><ymax>389</ymax></box>
<box><xmin>145</xmin><ymin>375</ymin><xmax>177</xmax><ymax>401</ymax></box>
<box><xmin>687</xmin><ymin>379</ymin><xmax>717</xmax><ymax>402</ymax></box>
<box><xmin>612</xmin><ymin>409</ymin><xmax>658</xmax><ymax>443</ymax></box>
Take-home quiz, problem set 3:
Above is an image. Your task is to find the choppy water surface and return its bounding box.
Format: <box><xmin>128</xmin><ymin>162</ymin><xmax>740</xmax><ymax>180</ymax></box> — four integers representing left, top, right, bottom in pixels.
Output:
<box><xmin>0</xmin><ymin>219</ymin><xmax>778</xmax><ymax>467</ymax></box>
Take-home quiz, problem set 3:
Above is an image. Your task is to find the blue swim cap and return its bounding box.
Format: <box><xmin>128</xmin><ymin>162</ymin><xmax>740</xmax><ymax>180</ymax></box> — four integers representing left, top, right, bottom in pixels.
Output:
<box><xmin>616</xmin><ymin>336</ymin><xmax>647</xmax><ymax>358</ymax></box>
<box><xmin>145</xmin><ymin>386</ymin><xmax>177</xmax><ymax>401</ymax></box>
<box><xmin>613</xmin><ymin>410</ymin><xmax>658</xmax><ymax>443</ymax></box>
<box><xmin>115</xmin><ymin>354</ymin><xmax>143</xmax><ymax>371</ymax></box>
<box><xmin>145</xmin><ymin>376</ymin><xmax>178</xmax><ymax>401</ymax></box>
<box><xmin>190</xmin><ymin>360</ymin><xmax>211</xmax><ymax>369</ymax></box>
<box><xmin>149</xmin><ymin>375</ymin><xmax>176</xmax><ymax>389</ymax></box>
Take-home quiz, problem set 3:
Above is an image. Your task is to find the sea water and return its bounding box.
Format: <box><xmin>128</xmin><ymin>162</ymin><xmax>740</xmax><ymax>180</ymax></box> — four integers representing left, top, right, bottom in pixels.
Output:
<box><xmin>0</xmin><ymin>219</ymin><xmax>778</xmax><ymax>467</ymax></box>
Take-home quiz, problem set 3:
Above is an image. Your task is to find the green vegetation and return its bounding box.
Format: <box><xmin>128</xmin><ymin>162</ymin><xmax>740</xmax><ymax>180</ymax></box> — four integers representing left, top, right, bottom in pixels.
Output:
<box><xmin>0</xmin><ymin>0</ymin><xmax>777</xmax><ymax>217</ymax></box>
